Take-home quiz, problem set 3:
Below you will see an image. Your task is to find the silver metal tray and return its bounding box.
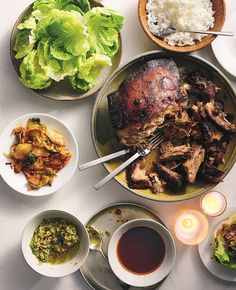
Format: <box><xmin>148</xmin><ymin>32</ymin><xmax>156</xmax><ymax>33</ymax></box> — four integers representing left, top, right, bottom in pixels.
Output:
<box><xmin>80</xmin><ymin>202</ymin><xmax>167</xmax><ymax>290</ymax></box>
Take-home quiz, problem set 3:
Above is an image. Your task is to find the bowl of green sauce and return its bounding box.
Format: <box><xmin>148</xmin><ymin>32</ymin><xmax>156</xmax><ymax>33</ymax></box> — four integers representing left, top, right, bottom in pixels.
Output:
<box><xmin>21</xmin><ymin>210</ymin><xmax>89</xmax><ymax>277</ymax></box>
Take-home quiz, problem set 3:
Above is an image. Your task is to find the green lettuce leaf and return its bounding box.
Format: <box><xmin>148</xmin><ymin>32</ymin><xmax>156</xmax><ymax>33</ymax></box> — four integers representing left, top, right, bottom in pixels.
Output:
<box><xmin>14</xmin><ymin>30</ymin><xmax>34</xmax><ymax>59</ymax></box>
<box><xmin>214</xmin><ymin>233</ymin><xmax>230</xmax><ymax>263</ymax></box>
<box><xmin>50</xmin><ymin>41</ymin><xmax>75</xmax><ymax>60</ymax></box>
<box><xmin>33</xmin><ymin>0</ymin><xmax>90</xmax><ymax>15</ymax></box>
<box><xmin>214</xmin><ymin>214</ymin><xmax>236</xmax><ymax>269</ymax></box>
<box><xmin>85</xmin><ymin>8</ymin><xmax>123</xmax><ymax>58</ymax></box>
<box><xmin>69</xmin><ymin>53</ymin><xmax>111</xmax><ymax>91</ymax></box>
<box><xmin>37</xmin><ymin>40</ymin><xmax>78</xmax><ymax>81</ymax></box>
<box><xmin>41</xmin><ymin>10</ymin><xmax>89</xmax><ymax>56</ymax></box>
<box><xmin>19</xmin><ymin>50</ymin><xmax>51</xmax><ymax>89</ymax></box>
<box><xmin>35</xmin><ymin>9</ymin><xmax>88</xmax><ymax>81</ymax></box>
<box><xmin>14</xmin><ymin>1</ymin><xmax>123</xmax><ymax>92</ymax></box>
<box><xmin>214</xmin><ymin>233</ymin><xmax>236</xmax><ymax>269</ymax></box>
<box><xmin>14</xmin><ymin>16</ymin><xmax>37</xmax><ymax>59</ymax></box>
<box><xmin>35</xmin><ymin>12</ymin><xmax>55</xmax><ymax>40</ymax></box>
<box><xmin>18</xmin><ymin>15</ymin><xmax>37</xmax><ymax>30</ymax></box>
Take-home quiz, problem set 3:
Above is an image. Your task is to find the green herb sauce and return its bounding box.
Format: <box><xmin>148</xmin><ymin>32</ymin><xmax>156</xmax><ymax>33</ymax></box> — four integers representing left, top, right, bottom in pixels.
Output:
<box><xmin>30</xmin><ymin>218</ymin><xmax>80</xmax><ymax>264</ymax></box>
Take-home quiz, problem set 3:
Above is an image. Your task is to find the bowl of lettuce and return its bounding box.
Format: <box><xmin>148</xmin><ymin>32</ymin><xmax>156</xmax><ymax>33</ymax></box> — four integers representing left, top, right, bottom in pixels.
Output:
<box><xmin>10</xmin><ymin>0</ymin><xmax>123</xmax><ymax>100</ymax></box>
<box><xmin>214</xmin><ymin>213</ymin><xmax>236</xmax><ymax>269</ymax></box>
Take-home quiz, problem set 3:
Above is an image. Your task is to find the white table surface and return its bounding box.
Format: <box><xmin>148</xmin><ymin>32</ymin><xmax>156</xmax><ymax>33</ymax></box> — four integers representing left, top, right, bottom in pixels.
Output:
<box><xmin>0</xmin><ymin>1</ymin><xmax>236</xmax><ymax>290</ymax></box>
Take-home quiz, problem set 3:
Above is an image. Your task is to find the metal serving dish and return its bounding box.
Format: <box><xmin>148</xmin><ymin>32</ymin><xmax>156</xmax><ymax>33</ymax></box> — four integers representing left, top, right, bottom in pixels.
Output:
<box><xmin>80</xmin><ymin>202</ymin><xmax>167</xmax><ymax>289</ymax></box>
<box><xmin>91</xmin><ymin>51</ymin><xmax>236</xmax><ymax>202</ymax></box>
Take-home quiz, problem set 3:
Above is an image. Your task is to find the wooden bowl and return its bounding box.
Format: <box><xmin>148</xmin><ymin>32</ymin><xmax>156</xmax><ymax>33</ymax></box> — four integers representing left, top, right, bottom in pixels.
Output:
<box><xmin>138</xmin><ymin>0</ymin><xmax>226</xmax><ymax>53</ymax></box>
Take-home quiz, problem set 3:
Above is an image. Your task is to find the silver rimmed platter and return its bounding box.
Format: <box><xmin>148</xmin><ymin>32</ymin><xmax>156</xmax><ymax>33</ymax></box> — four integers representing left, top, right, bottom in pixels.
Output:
<box><xmin>91</xmin><ymin>51</ymin><xmax>236</xmax><ymax>202</ymax></box>
<box><xmin>80</xmin><ymin>202</ymin><xmax>167</xmax><ymax>290</ymax></box>
<box><xmin>10</xmin><ymin>1</ymin><xmax>122</xmax><ymax>101</ymax></box>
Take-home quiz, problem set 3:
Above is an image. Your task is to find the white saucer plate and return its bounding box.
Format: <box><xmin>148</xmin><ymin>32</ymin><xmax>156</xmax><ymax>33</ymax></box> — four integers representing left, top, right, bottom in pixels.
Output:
<box><xmin>198</xmin><ymin>207</ymin><xmax>236</xmax><ymax>282</ymax></box>
<box><xmin>212</xmin><ymin>9</ymin><xmax>236</xmax><ymax>77</ymax></box>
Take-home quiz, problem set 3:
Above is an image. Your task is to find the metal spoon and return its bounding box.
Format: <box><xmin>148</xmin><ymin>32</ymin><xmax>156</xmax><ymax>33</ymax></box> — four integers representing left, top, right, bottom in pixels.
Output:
<box><xmin>87</xmin><ymin>226</ymin><xmax>130</xmax><ymax>290</ymax></box>
<box><xmin>87</xmin><ymin>226</ymin><xmax>107</xmax><ymax>261</ymax></box>
<box><xmin>158</xmin><ymin>27</ymin><xmax>234</xmax><ymax>37</ymax></box>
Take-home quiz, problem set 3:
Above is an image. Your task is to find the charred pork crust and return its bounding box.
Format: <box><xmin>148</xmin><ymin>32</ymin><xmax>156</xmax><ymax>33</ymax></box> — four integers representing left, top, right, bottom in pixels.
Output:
<box><xmin>127</xmin><ymin>158</ymin><xmax>165</xmax><ymax>194</ymax></box>
<box><xmin>204</xmin><ymin>101</ymin><xmax>236</xmax><ymax>133</ymax></box>
<box><xmin>205</xmin><ymin>141</ymin><xmax>228</xmax><ymax>167</ymax></box>
<box><xmin>127</xmin><ymin>158</ymin><xmax>151</xmax><ymax>189</ymax></box>
<box><xmin>187</xmin><ymin>72</ymin><xmax>220</xmax><ymax>99</ymax></box>
<box><xmin>201</xmin><ymin>121</ymin><xmax>224</xmax><ymax>143</ymax></box>
<box><xmin>107</xmin><ymin>59</ymin><xmax>183</xmax><ymax>130</ymax></box>
<box><xmin>203</xmin><ymin>162</ymin><xmax>224</xmax><ymax>183</ymax></box>
<box><xmin>148</xmin><ymin>172</ymin><xmax>165</xmax><ymax>194</ymax></box>
<box><xmin>193</xmin><ymin>101</ymin><xmax>236</xmax><ymax>133</ymax></box>
<box><xmin>153</xmin><ymin>162</ymin><xmax>183</xmax><ymax>190</ymax></box>
<box><xmin>183</xmin><ymin>146</ymin><xmax>205</xmax><ymax>184</ymax></box>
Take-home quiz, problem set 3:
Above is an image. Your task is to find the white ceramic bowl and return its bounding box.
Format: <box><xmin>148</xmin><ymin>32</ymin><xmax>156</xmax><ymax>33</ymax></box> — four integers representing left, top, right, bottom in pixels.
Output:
<box><xmin>108</xmin><ymin>219</ymin><xmax>176</xmax><ymax>287</ymax></box>
<box><xmin>0</xmin><ymin>113</ymin><xmax>78</xmax><ymax>196</ymax></box>
<box><xmin>22</xmin><ymin>210</ymin><xmax>90</xmax><ymax>277</ymax></box>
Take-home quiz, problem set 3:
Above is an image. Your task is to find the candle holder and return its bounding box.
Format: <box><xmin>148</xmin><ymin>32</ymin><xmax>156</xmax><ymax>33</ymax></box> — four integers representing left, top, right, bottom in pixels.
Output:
<box><xmin>200</xmin><ymin>191</ymin><xmax>227</xmax><ymax>217</ymax></box>
<box><xmin>174</xmin><ymin>210</ymin><xmax>209</xmax><ymax>245</ymax></box>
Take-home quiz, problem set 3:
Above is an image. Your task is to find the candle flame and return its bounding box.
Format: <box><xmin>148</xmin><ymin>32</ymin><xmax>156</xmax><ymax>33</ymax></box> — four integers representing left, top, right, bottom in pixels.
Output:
<box><xmin>174</xmin><ymin>210</ymin><xmax>209</xmax><ymax>245</ymax></box>
<box><xmin>183</xmin><ymin>217</ymin><xmax>193</xmax><ymax>227</ymax></box>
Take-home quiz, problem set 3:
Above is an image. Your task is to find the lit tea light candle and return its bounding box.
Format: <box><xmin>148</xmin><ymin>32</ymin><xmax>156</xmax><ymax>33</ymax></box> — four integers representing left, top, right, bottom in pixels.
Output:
<box><xmin>174</xmin><ymin>210</ymin><xmax>209</xmax><ymax>245</ymax></box>
<box><xmin>200</xmin><ymin>191</ymin><xmax>227</xmax><ymax>217</ymax></box>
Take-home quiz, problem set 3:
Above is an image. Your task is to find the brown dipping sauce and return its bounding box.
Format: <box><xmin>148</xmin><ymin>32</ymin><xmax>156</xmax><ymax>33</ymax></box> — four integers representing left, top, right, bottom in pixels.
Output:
<box><xmin>117</xmin><ymin>226</ymin><xmax>165</xmax><ymax>275</ymax></box>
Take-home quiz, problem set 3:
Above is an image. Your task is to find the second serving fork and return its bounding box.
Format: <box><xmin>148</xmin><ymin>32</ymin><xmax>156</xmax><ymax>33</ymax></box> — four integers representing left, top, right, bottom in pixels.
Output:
<box><xmin>94</xmin><ymin>132</ymin><xmax>165</xmax><ymax>189</ymax></box>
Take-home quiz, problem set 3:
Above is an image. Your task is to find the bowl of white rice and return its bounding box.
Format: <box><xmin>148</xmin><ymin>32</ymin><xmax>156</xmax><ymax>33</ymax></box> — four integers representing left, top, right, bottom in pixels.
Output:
<box><xmin>138</xmin><ymin>0</ymin><xmax>226</xmax><ymax>52</ymax></box>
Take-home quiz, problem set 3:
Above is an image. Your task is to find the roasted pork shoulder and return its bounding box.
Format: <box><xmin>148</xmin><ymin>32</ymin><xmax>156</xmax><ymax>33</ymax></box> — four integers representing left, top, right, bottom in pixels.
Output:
<box><xmin>204</xmin><ymin>101</ymin><xmax>236</xmax><ymax>133</ymax></box>
<box><xmin>127</xmin><ymin>158</ymin><xmax>151</xmax><ymax>189</ymax></box>
<box><xmin>187</xmin><ymin>72</ymin><xmax>220</xmax><ymax>99</ymax></box>
<box><xmin>183</xmin><ymin>145</ymin><xmax>205</xmax><ymax>184</ymax></box>
<box><xmin>107</xmin><ymin>60</ymin><xmax>235</xmax><ymax>194</ymax></box>
<box><xmin>153</xmin><ymin>162</ymin><xmax>183</xmax><ymax>190</ymax></box>
<box><xmin>160</xmin><ymin>142</ymin><xmax>193</xmax><ymax>163</ymax></box>
<box><xmin>127</xmin><ymin>158</ymin><xmax>165</xmax><ymax>193</ymax></box>
<box><xmin>108</xmin><ymin>59</ymin><xmax>184</xmax><ymax>146</ymax></box>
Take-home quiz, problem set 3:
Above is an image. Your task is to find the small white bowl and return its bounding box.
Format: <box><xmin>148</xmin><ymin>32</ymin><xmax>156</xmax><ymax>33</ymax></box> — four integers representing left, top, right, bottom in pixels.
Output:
<box><xmin>22</xmin><ymin>210</ymin><xmax>90</xmax><ymax>277</ymax></box>
<box><xmin>0</xmin><ymin>113</ymin><xmax>78</xmax><ymax>196</ymax></box>
<box><xmin>108</xmin><ymin>219</ymin><xmax>176</xmax><ymax>287</ymax></box>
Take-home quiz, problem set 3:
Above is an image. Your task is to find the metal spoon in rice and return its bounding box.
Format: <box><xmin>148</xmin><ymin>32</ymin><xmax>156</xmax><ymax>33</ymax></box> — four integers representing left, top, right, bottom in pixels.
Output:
<box><xmin>157</xmin><ymin>27</ymin><xmax>233</xmax><ymax>37</ymax></box>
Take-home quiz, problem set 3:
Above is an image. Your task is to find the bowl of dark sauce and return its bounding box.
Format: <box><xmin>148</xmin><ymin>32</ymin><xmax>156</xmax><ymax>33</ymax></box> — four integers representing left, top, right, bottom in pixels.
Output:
<box><xmin>108</xmin><ymin>219</ymin><xmax>176</xmax><ymax>287</ymax></box>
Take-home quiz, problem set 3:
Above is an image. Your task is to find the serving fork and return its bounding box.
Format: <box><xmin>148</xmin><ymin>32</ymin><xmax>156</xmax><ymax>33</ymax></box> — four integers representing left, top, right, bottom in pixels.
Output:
<box><xmin>79</xmin><ymin>148</ymin><xmax>132</xmax><ymax>171</ymax></box>
<box><xmin>93</xmin><ymin>132</ymin><xmax>165</xmax><ymax>189</ymax></box>
<box><xmin>79</xmin><ymin>132</ymin><xmax>164</xmax><ymax>171</ymax></box>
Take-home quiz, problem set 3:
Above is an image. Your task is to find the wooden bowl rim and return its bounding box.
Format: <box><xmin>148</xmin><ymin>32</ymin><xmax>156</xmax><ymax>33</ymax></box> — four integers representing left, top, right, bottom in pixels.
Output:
<box><xmin>138</xmin><ymin>0</ymin><xmax>226</xmax><ymax>53</ymax></box>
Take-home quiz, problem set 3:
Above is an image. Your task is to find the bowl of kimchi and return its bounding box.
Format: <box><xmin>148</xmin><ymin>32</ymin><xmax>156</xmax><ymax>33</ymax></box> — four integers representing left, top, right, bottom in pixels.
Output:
<box><xmin>0</xmin><ymin>113</ymin><xmax>78</xmax><ymax>196</ymax></box>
